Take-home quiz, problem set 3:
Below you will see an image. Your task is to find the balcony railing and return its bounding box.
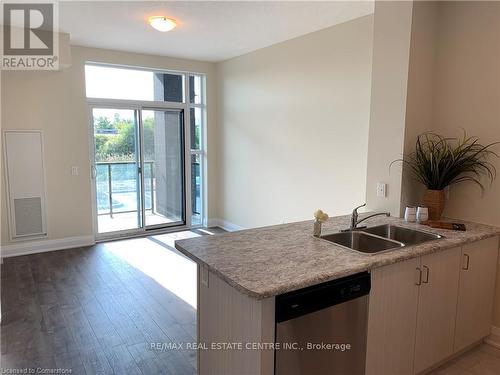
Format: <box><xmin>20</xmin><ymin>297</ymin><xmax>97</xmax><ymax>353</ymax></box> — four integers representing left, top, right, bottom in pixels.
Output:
<box><xmin>95</xmin><ymin>160</ymin><xmax>201</xmax><ymax>218</ymax></box>
<box><xmin>96</xmin><ymin>161</ymin><xmax>154</xmax><ymax>218</ymax></box>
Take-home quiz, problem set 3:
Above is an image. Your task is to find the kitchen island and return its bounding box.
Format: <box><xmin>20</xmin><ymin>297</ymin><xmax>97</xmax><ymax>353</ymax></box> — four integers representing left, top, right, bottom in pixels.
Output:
<box><xmin>175</xmin><ymin>214</ymin><xmax>500</xmax><ymax>375</ymax></box>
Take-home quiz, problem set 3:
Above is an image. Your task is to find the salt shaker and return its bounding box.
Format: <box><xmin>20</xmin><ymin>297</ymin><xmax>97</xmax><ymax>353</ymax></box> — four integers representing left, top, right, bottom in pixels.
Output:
<box><xmin>417</xmin><ymin>207</ymin><xmax>429</xmax><ymax>223</ymax></box>
<box><xmin>404</xmin><ymin>206</ymin><xmax>417</xmax><ymax>222</ymax></box>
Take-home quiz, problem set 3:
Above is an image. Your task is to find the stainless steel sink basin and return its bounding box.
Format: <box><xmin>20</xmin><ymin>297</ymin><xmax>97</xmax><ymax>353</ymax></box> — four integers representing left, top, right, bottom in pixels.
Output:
<box><xmin>320</xmin><ymin>224</ymin><xmax>443</xmax><ymax>255</ymax></box>
<box><xmin>321</xmin><ymin>231</ymin><xmax>405</xmax><ymax>254</ymax></box>
<box><xmin>362</xmin><ymin>224</ymin><xmax>442</xmax><ymax>245</ymax></box>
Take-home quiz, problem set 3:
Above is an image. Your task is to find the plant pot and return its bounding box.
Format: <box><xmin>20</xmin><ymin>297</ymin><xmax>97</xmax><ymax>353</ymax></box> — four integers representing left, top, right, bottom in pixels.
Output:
<box><xmin>423</xmin><ymin>189</ymin><xmax>446</xmax><ymax>221</ymax></box>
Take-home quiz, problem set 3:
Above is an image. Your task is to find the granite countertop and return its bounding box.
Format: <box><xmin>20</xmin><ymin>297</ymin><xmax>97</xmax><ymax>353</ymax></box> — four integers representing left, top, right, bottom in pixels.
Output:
<box><xmin>174</xmin><ymin>215</ymin><xmax>500</xmax><ymax>300</ymax></box>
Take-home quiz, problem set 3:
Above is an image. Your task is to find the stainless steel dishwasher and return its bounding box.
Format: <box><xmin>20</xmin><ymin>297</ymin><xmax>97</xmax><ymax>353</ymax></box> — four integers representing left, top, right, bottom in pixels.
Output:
<box><xmin>275</xmin><ymin>272</ymin><xmax>370</xmax><ymax>375</ymax></box>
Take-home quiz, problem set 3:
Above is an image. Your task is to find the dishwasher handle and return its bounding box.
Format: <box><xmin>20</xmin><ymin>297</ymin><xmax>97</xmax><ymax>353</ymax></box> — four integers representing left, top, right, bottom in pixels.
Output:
<box><xmin>275</xmin><ymin>272</ymin><xmax>370</xmax><ymax>323</ymax></box>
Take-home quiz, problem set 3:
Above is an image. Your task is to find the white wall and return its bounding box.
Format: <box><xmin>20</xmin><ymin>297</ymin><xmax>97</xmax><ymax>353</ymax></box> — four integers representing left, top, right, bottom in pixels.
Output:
<box><xmin>365</xmin><ymin>0</ymin><xmax>414</xmax><ymax>217</ymax></box>
<box><xmin>215</xmin><ymin>15</ymin><xmax>374</xmax><ymax>228</ymax></box>
<box><xmin>1</xmin><ymin>46</ymin><xmax>216</xmax><ymax>247</ymax></box>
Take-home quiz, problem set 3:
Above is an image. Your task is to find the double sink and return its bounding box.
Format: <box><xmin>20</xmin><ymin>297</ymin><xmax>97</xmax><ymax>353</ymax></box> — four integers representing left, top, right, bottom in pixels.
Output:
<box><xmin>321</xmin><ymin>224</ymin><xmax>443</xmax><ymax>255</ymax></box>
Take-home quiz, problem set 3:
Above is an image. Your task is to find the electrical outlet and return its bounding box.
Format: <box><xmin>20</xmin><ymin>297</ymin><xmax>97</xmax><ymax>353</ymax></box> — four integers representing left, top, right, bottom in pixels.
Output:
<box><xmin>71</xmin><ymin>166</ymin><xmax>79</xmax><ymax>176</ymax></box>
<box><xmin>377</xmin><ymin>182</ymin><xmax>387</xmax><ymax>198</ymax></box>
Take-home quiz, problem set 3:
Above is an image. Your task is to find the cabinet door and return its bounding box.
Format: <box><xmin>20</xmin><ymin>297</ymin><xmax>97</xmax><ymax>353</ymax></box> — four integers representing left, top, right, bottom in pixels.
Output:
<box><xmin>414</xmin><ymin>247</ymin><xmax>461</xmax><ymax>374</ymax></box>
<box><xmin>454</xmin><ymin>236</ymin><xmax>499</xmax><ymax>352</ymax></box>
<box><xmin>366</xmin><ymin>258</ymin><xmax>420</xmax><ymax>375</ymax></box>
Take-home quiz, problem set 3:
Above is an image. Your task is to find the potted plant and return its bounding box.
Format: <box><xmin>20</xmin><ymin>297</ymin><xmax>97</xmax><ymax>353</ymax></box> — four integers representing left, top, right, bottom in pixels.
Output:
<box><xmin>393</xmin><ymin>132</ymin><xmax>499</xmax><ymax>220</ymax></box>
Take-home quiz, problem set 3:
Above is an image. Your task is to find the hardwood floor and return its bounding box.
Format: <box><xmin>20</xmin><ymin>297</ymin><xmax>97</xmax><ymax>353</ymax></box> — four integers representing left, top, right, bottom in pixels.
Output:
<box><xmin>1</xmin><ymin>227</ymin><xmax>225</xmax><ymax>375</ymax></box>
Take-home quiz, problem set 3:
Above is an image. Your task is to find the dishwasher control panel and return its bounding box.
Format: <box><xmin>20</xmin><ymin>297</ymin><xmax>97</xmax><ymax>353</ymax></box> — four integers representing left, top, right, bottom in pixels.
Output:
<box><xmin>275</xmin><ymin>272</ymin><xmax>371</xmax><ymax>323</ymax></box>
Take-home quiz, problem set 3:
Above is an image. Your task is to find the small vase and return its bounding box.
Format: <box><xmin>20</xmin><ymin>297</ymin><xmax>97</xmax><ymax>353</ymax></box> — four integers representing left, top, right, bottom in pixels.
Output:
<box><xmin>423</xmin><ymin>189</ymin><xmax>446</xmax><ymax>221</ymax></box>
<box><xmin>313</xmin><ymin>220</ymin><xmax>322</xmax><ymax>237</ymax></box>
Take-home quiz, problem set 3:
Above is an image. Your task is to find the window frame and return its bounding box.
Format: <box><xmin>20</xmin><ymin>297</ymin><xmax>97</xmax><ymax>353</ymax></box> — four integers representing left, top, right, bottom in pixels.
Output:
<box><xmin>188</xmin><ymin>74</ymin><xmax>206</xmax><ymax>225</ymax></box>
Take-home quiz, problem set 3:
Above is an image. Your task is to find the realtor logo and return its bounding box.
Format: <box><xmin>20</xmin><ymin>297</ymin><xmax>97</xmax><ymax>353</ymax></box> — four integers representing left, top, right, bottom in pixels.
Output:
<box><xmin>1</xmin><ymin>1</ymin><xmax>59</xmax><ymax>70</ymax></box>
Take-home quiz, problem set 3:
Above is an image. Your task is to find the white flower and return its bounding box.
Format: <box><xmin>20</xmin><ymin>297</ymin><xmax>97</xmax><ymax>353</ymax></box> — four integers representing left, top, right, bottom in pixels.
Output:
<box><xmin>314</xmin><ymin>209</ymin><xmax>329</xmax><ymax>222</ymax></box>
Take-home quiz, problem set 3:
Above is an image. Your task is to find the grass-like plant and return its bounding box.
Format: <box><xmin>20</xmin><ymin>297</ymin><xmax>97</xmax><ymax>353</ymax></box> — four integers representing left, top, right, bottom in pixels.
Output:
<box><xmin>394</xmin><ymin>132</ymin><xmax>499</xmax><ymax>191</ymax></box>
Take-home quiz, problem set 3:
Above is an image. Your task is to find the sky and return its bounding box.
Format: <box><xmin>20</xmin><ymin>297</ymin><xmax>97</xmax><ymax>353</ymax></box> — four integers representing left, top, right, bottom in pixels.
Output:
<box><xmin>85</xmin><ymin>65</ymin><xmax>155</xmax><ymax>101</ymax></box>
<box><xmin>87</xmin><ymin>64</ymin><xmax>202</xmax><ymax>125</ymax></box>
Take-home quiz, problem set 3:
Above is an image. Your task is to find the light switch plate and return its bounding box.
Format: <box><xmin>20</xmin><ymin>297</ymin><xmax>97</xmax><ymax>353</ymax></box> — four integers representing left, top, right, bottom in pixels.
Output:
<box><xmin>377</xmin><ymin>182</ymin><xmax>387</xmax><ymax>198</ymax></box>
<box><xmin>71</xmin><ymin>166</ymin><xmax>79</xmax><ymax>176</ymax></box>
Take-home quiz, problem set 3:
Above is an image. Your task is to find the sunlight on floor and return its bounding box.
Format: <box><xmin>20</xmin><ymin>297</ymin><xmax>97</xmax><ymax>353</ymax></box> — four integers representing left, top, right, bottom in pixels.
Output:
<box><xmin>104</xmin><ymin>234</ymin><xmax>200</xmax><ymax>308</ymax></box>
<box><xmin>98</xmin><ymin>211</ymin><xmax>176</xmax><ymax>233</ymax></box>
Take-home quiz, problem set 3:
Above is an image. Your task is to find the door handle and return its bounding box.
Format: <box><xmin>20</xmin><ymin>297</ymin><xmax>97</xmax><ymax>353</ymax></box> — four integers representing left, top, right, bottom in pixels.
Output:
<box><xmin>416</xmin><ymin>267</ymin><xmax>422</xmax><ymax>286</ymax></box>
<box><xmin>422</xmin><ymin>265</ymin><xmax>430</xmax><ymax>284</ymax></box>
<box><xmin>91</xmin><ymin>165</ymin><xmax>97</xmax><ymax>179</ymax></box>
<box><xmin>462</xmin><ymin>254</ymin><xmax>470</xmax><ymax>270</ymax></box>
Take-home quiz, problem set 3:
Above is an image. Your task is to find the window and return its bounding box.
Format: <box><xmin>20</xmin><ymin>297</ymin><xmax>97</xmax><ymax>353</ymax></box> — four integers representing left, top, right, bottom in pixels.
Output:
<box><xmin>188</xmin><ymin>75</ymin><xmax>205</xmax><ymax>226</ymax></box>
<box><xmin>85</xmin><ymin>65</ymin><xmax>184</xmax><ymax>102</ymax></box>
<box><xmin>85</xmin><ymin>64</ymin><xmax>206</xmax><ymax>229</ymax></box>
<box><xmin>189</xmin><ymin>74</ymin><xmax>202</xmax><ymax>104</ymax></box>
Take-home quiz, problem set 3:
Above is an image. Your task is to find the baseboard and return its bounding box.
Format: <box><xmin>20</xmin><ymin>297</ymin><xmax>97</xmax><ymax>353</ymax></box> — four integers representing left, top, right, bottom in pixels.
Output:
<box><xmin>207</xmin><ymin>218</ymin><xmax>245</xmax><ymax>232</ymax></box>
<box><xmin>1</xmin><ymin>235</ymin><xmax>96</xmax><ymax>258</ymax></box>
<box><xmin>485</xmin><ymin>325</ymin><xmax>500</xmax><ymax>349</ymax></box>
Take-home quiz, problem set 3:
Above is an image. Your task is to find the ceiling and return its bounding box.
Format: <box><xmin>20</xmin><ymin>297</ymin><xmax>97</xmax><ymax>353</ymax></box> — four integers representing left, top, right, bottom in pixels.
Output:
<box><xmin>58</xmin><ymin>1</ymin><xmax>374</xmax><ymax>62</ymax></box>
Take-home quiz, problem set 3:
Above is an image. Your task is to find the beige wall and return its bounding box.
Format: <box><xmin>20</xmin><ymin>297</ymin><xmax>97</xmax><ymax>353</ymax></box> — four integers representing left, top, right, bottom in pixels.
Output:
<box><xmin>402</xmin><ymin>1</ymin><xmax>500</xmax><ymax>326</ymax></box>
<box><xmin>1</xmin><ymin>46</ymin><xmax>216</xmax><ymax>246</ymax></box>
<box><xmin>430</xmin><ymin>2</ymin><xmax>500</xmax><ymax>326</ymax></box>
<box><xmin>433</xmin><ymin>1</ymin><xmax>500</xmax><ymax>227</ymax></box>
<box><xmin>400</xmin><ymin>0</ymin><xmax>439</xmax><ymax>212</ymax></box>
<box><xmin>365</xmin><ymin>0</ymin><xmax>414</xmax><ymax>217</ymax></box>
<box><xmin>215</xmin><ymin>15</ymin><xmax>374</xmax><ymax>228</ymax></box>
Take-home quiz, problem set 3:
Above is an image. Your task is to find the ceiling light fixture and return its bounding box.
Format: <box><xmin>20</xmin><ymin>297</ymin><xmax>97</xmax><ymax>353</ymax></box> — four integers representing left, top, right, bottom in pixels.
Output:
<box><xmin>149</xmin><ymin>16</ymin><xmax>177</xmax><ymax>32</ymax></box>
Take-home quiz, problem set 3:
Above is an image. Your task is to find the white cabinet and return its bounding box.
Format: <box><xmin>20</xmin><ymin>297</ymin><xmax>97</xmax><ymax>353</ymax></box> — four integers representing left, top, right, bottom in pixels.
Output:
<box><xmin>366</xmin><ymin>258</ymin><xmax>420</xmax><ymax>375</ymax></box>
<box><xmin>413</xmin><ymin>247</ymin><xmax>461</xmax><ymax>374</ymax></box>
<box><xmin>454</xmin><ymin>237</ymin><xmax>499</xmax><ymax>352</ymax></box>
<box><xmin>366</xmin><ymin>237</ymin><xmax>499</xmax><ymax>375</ymax></box>
<box><xmin>198</xmin><ymin>267</ymin><xmax>275</xmax><ymax>375</ymax></box>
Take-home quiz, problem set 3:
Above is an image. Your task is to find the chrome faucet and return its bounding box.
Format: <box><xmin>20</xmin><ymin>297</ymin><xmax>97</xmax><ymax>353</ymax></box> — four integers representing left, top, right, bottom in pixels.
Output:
<box><xmin>345</xmin><ymin>203</ymin><xmax>390</xmax><ymax>231</ymax></box>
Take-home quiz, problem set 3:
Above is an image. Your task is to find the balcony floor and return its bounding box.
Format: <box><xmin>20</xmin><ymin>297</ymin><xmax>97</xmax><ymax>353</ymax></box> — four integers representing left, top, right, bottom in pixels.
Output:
<box><xmin>98</xmin><ymin>210</ymin><xmax>179</xmax><ymax>233</ymax></box>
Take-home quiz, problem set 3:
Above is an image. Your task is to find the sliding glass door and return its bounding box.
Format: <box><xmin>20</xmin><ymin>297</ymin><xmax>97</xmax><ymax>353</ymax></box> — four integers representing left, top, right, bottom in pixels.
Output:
<box><xmin>91</xmin><ymin>107</ymin><xmax>185</xmax><ymax>236</ymax></box>
<box><xmin>141</xmin><ymin>109</ymin><xmax>185</xmax><ymax>229</ymax></box>
<box><xmin>92</xmin><ymin>108</ymin><xmax>141</xmax><ymax>233</ymax></box>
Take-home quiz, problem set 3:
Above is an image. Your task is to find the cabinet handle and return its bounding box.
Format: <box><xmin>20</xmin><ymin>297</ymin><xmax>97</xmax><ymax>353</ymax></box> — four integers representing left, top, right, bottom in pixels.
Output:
<box><xmin>416</xmin><ymin>267</ymin><xmax>422</xmax><ymax>286</ymax></box>
<box><xmin>463</xmin><ymin>253</ymin><xmax>470</xmax><ymax>270</ymax></box>
<box><xmin>422</xmin><ymin>265</ymin><xmax>430</xmax><ymax>284</ymax></box>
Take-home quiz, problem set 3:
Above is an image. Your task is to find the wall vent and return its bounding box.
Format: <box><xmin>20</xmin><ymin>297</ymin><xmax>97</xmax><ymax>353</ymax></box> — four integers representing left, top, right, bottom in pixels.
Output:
<box><xmin>14</xmin><ymin>197</ymin><xmax>44</xmax><ymax>236</ymax></box>
<box><xmin>4</xmin><ymin>131</ymin><xmax>47</xmax><ymax>240</ymax></box>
